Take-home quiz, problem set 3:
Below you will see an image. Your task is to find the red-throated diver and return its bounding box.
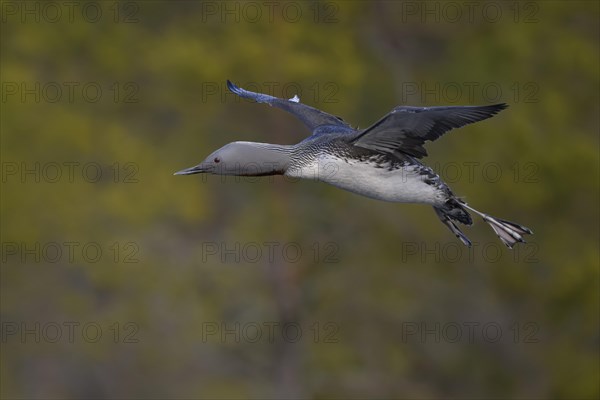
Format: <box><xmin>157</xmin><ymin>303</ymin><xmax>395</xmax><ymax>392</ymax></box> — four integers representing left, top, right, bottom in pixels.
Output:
<box><xmin>175</xmin><ymin>80</ymin><xmax>533</xmax><ymax>248</ymax></box>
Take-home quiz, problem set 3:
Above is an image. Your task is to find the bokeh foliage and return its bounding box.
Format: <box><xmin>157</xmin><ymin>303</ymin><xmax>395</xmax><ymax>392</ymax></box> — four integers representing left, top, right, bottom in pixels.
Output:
<box><xmin>1</xmin><ymin>1</ymin><xmax>599</xmax><ymax>398</ymax></box>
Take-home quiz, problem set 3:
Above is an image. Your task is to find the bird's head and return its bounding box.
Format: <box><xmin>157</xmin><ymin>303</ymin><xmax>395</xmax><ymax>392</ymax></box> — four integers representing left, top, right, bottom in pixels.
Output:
<box><xmin>174</xmin><ymin>141</ymin><xmax>290</xmax><ymax>176</ymax></box>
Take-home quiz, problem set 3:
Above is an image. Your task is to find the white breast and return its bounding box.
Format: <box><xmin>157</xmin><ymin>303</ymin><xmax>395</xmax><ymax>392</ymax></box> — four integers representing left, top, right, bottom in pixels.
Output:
<box><xmin>286</xmin><ymin>155</ymin><xmax>446</xmax><ymax>205</ymax></box>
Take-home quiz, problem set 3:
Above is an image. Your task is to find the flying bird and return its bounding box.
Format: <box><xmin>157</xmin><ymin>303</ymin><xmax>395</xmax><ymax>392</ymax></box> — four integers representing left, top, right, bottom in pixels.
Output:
<box><xmin>175</xmin><ymin>80</ymin><xmax>532</xmax><ymax>248</ymax></box>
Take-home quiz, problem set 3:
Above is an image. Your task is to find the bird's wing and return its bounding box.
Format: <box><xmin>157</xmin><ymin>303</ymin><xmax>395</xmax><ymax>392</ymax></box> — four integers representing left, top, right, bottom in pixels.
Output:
<box><xmin>350</xmin><ymin>104</ymin><xmax>507</xmax><ymax>158</ymax></box>
<box><xmin>227</xmin><ymin>80</ymin><xmax>352</xmax><ymax>133</ymax></box>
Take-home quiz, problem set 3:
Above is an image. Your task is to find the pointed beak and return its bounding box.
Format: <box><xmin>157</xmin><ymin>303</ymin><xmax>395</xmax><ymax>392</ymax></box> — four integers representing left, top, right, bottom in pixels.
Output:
<box><xmin>173</xmin><ymin>164</ymin><xmax>211</xmax><ymax>176</ymax></box>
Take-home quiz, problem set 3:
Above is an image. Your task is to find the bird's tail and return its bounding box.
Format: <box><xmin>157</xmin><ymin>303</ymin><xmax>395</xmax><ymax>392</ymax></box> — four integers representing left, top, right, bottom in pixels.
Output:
<box><xmin>434</xmin><ymin>199</ymin><xmax>533</xmax><ymax>248</ymax></box>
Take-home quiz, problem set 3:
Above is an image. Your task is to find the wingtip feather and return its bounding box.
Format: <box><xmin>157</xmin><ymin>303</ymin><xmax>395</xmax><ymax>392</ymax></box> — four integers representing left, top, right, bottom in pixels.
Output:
<box><xmin>226</xmin><ymin>79</ymin><xmax>238</xmax><ymax>93</ymax></box>
<box><xmin>492</xmin><ymin>103</ymin><xmax>509</xmax><ymax>112</ymax></box>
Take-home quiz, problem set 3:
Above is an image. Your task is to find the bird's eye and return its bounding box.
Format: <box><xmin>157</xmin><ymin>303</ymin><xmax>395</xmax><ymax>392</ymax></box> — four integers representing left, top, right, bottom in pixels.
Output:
<box><xmin>214</xmin><ymin>157</ymin><xmax>220</xmax><ymax>163</ymax></box>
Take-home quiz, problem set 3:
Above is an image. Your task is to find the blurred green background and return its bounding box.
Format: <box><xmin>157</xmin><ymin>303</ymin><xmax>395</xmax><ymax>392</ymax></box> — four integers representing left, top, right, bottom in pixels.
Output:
<box><xmin>1</xmin><ymin>1</ymin><xmax>599</xmax><ymax>398</ymax></box>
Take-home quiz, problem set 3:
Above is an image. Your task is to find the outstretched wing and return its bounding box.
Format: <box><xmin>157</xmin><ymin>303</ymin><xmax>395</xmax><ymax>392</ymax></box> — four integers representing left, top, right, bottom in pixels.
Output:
<box><xmin>350</xmin><ymin>104</ymin><xmax>507</xmax><ymax>158</ymax></box>
<box><xmin>227</xmin><ymin>80</ymin><xmax>352</xmax><ymax>133</ymax></box>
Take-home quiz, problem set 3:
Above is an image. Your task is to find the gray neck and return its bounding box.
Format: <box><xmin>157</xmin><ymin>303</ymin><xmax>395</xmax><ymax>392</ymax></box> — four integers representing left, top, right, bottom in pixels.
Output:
<box><xmin>228</xmin><ymin>142</ymin><xmax>294</xmax><ymax>176</ymax></box>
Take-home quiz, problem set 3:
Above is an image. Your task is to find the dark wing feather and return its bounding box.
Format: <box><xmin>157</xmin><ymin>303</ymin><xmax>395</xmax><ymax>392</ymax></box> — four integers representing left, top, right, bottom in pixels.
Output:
<box><xmin>227</xmin><ymin>80</ymin><xmax>352</xmax><ymax>133</ymax></box>
<box><xmin>351</xmin><ymin>104</ymin><xmax>508</xmax><ymax>158</ymax></box>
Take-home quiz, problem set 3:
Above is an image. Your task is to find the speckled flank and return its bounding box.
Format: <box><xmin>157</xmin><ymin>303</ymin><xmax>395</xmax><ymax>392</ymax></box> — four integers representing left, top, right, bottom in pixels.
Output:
<box><xmin>285</xmin><ymin>136</ymin><xmax>452</xmax><ymax>205</ymax></box>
